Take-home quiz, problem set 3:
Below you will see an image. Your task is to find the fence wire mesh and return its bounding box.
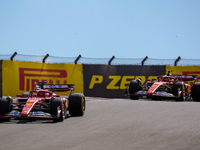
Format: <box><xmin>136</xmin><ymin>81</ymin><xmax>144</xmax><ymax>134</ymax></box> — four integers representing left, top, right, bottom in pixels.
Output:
<box><xmin>0</xmin><ymin>53</ymin><xmax>200</xmax><ymax>66</ymax></box>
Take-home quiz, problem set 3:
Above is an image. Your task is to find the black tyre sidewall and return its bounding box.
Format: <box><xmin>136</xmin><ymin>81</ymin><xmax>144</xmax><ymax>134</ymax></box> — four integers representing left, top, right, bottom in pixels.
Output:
<box><xmin>0</xmin><ymin>97</ymin><xmax>12</xmax><ymax>115</ymax></box>
<box><xmin>191</xmin><ymin>82</ymin><xmax>200</xmax><ymax>101</ymax></box>
<box><xmin>129</xmin><ymin>80</ymin><xmax>140</xmax><ymax>100</ymax></box>
<box><xmin>50</xmin><ymin>98</ymin><xmax>64</xmax><ymax>122</ymax></box>
<box><xmin>69</xmin><ymin>93</ymin><xmax>85</xmax><ymax>116</ymax></box>
<box><xmin>173</xmin><ymin>82</ymin><xmax>185</xmax><ymax>102</ymax></box>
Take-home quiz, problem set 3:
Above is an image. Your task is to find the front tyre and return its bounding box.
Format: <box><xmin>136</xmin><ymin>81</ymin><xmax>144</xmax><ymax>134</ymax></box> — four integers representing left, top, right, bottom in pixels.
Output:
<box><xmin>68</xmin><ymin>93</ymin><xmax>85</xmax><ymax>116</ymax></box>
<box><xmin>0</xmin><ymin>97</ymin><xmax>12</xmax><ymax>121</ymax></box>
<box><xmin>173</xmin><ymin>82</ymin><xmax>185</xmax><ymax>102</ymax></box>
<box><xmin>50</xmin><ymin>98</ymin><xmax>65</xmax><ymax>122</ymax></box>
<box><xmin>129</xmin><ymin>80</ymin><xmax>140</xmax><ymax>100</ymax></box>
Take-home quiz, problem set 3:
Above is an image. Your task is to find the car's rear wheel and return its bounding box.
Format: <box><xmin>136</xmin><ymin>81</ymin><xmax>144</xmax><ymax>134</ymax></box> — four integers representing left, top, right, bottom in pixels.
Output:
<box><xmin>191</xmin><ymin>82</ymin><xmax>200</xmax><ymax>102</ymax></box>
<box><xmin>68</xmin><ymin>93</ymin><xmax>85</xmax><ymax>116</ymax></box>
<box><xmin>50</xmin><ymin>98</ymin><xmax>65</xmax><ymax>122</ymax></box>
<box><xmin>129</xmin><ymin>80</ymin><xmax>140</xmax><ymax>100</ymax></box>
<box><xmin>173</xmin><ymin>82</ymin><xmax>185</xmax><ymax>102</ymax></box>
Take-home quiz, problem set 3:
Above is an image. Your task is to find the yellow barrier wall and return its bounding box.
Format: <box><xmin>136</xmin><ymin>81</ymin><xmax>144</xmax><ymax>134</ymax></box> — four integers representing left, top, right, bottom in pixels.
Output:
<box><xmin>166</xmin><ymin>66</ymin><xmax>200</xmax><ymax>85</ymax></box>
<box><xmin>2</xmin><ymin>60</ymin><xmax>83</xmax><ymax>97</ymax></box>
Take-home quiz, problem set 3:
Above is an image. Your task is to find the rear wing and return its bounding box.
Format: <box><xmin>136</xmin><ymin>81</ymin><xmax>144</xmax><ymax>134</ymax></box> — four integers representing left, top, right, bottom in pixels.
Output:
<box><xmin>36</xmin><ymin>82</ymin><xmax>75</xmax><ymax>92</ymax></box>
<box><xmin>43</xmin><ymin>84</ymin><xmax>75</xmax><ymax>92</ymax></box>
<box><xmin>173</xmin><ymin>75</ymin><xmax>198</xmax><ymax>81</ymax></box>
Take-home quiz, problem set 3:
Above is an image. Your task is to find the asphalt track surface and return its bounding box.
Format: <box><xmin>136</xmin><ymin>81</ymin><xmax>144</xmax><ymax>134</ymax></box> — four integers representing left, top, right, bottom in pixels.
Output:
<box><xmin>0</xmin><ymin>98</ymin><xmax>200</xmax><ymax>150</ymax></box>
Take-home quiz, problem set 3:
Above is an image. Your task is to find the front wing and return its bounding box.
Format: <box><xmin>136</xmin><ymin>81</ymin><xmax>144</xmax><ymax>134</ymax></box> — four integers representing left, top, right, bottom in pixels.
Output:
<box><xmin>1</xmin><ymin>106</ymin><xmax>62</xmax><ymax>120</ymax></box>
<box><xmin>132</xmin><ymin>90</ymin><xmax>180</xmax><ymax>99</ymax></box>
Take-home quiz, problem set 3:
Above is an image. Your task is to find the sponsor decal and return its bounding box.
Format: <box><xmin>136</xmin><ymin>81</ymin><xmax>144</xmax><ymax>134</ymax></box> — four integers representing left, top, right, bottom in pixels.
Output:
<box><xmin>32</xmin><ymin>111</ymin><xmax>45</xmax><ymax>116</ymax></box>
<box><xmin>89</xmin><ymin>75</ymin><xmax>157</xmax><ymax>90</ymax></box>
<box><xmin>137</xmin><ymin>90</ymin><xmax>147</xmax><ymax>94</ymax></box>
<box><xmin>8</xmin><ymin>110</ymin><xmax>20</xmax><ymax>116</ymax></box>
<box><xmin>26</xmin><ymin>103</ymin><xmax>32</xmax><ymax>105</ymax></box>
<box><xmin>28</xmin><ymin>99</ymin><xmax>36</xmax><ymax>102</ymax></box>
<box><xmin>19</xmin><ymin>68</ymin><xmax>67</xmax><ymax>91</ymax></box>
<box><xmin>183</xmin><ymin>71</ymin><xmax>200</xmax><ymax>75</ymax></box>
<box><xmin>2</xmin><ymin>60</ymin><xmax>83</xmax><ymax>97</ymax></box>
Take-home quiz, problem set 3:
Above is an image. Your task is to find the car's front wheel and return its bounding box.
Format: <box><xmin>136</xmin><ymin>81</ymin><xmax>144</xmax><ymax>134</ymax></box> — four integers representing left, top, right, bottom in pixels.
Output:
<box><xmin>129</xmin><ymin>80</ymin><xmax>140</xmax><ymax>100</ymax></box>
<box><xmin>50</xmin><ymin>98</ymin><xmax>65</xmax><ymax>122</ymax></box>
<box><xmin>0</xmin><ymin>97</ymin><xmax>12</xmax><ymax>121</ymax></box>
<box><xmin>173</xmin><ymin>82</ymin><xmax>185</xmax><ymax>102</ymax></box>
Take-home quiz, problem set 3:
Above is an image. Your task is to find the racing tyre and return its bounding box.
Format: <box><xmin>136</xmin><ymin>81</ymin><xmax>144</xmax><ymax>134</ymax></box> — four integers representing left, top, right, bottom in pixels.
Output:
<box><xmin>50</xmin><ymin>98</ymin><xmax>65</xmax><ymax>122</ymax></box>
<box><xmin>129</xmin><ymin>80</ymin><xmax>140</xmax><ymax>100</ymax></box>
<box><xmin>0</xmin><ymin>97</ymin><xmax>12</xmax><ymax>121</ymax></box>
<box><xmin>68</xmin><ymin>93</ymin><xmax>85</xmax><ymax>116</ymax></box>
<box><xmin>173</xmin><ymin>82</ymin><xmax>185</xmax><ymax>102</ymax></box>
<box><xmin>191</xmin><ymin>82</ymin><xmax>200</xmax><ymax>102</ymax></box>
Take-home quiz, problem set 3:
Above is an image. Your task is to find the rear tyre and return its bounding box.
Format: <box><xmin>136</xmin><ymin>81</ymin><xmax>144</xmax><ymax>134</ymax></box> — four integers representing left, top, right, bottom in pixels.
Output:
<box><xmin>173</xmin><ymin>82</ymin><xmax>185</xmax><ymax>102</ymax></box>
<box><xmin>129</xmin><ymin>80</ymin><xmax>140</xmax><ymax>100</ymax></box>
<box><xmin>0</xmin><ymin>97</ymin><xmax>12</xmax><ymax>121</ymax></box>
<box><xmin>50</xmin><ymin>98</ymin><xmax>65</xmax><ymax>122</ymax></box>
<box><xmin>191</xmin><ymin>82</ymin><xmax>200</xmax><ymax>102</ymax></box>
<box><xmin>68</xmin><ymin>93</ymin><xmax>85</xmax><ymax>116</ymax></box>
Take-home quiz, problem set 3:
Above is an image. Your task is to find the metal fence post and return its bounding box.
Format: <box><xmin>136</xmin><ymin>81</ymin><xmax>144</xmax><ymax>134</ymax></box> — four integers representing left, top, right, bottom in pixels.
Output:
<box><xmin>141</xmin><ymin>56</ymin><xmax>148</xmax><ymax>66</ymax></box>
<box><xmin>108</xmin><ymin>56</ymin><xmax>115</xmax><ymax>65</ymax></box>
<box><xmin>10</xmin><ymin>52</ymin><xmax>17</xmax><ymax>61</ymax></box>
<box><xmin>174</xmin><ymin>56</ymin><xmax>181</xmax><ymax>66</ymax></box>
<box><xmin>43</xmin><ymin>54</ymin><xmax>49</xmax><ymax>63</ymax></box>
<box><xmin>75</xmin><ymin>54</ymin><xmax>82</xmax><ymax>64</ymax></box>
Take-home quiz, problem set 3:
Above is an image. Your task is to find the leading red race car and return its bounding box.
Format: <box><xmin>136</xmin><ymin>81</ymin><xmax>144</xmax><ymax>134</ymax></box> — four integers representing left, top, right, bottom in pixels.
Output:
<box><xmin>0</xmin><ymin>82</ymin><xmax>85</xmax><ymax>122</ymax></box>
<box><xmin>125</xmin><ymin>74</ymin><xmax>198</xmax><ymax>101</ymax></box>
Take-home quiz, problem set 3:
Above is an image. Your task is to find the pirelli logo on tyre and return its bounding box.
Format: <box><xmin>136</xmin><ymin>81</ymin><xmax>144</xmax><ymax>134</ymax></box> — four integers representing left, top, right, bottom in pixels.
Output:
<box><xmin>19</xmin><ymin>68</ymin><xmax>67</xmax><ymax>91</ymax></box>
<box><xmin>2</xmin><ymin>60</ymin><xmax>83</xmax><ymax>97</ymax></box>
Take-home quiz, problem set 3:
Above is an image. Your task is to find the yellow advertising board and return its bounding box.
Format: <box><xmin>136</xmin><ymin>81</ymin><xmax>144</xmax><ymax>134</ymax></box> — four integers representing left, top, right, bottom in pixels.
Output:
<box><xmin>166</xmin><ymin>65</ymin><xmax>200</xmax><ymax>86</ymax></box>
<box><xmin>2</xmin><ymin>60</ymin><xmax>83</xmax><ymax>97</ymax></box>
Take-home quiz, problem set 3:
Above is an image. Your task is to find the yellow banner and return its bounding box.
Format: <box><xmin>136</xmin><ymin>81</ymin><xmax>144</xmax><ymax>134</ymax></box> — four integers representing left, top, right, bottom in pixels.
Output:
<box><xmin>166</xmin><ymin>66</ymin><xmax>200</xmax><ymax>85</ymax></box>
<box><xmin>2</xmin><ymin>60</ymin><xmax>83</xmax><ymax>97</ymax></box>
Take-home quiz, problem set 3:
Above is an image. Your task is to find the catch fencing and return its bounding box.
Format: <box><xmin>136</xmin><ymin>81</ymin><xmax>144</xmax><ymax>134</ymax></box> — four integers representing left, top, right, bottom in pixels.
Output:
<box><xmin>1</xmin><ymin>52</ymin><xmax>200</xmax><ymax>66</ymax></box>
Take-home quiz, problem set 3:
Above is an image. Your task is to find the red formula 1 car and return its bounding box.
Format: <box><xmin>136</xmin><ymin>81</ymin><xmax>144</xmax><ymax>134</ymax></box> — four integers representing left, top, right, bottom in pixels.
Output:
<box><xmin>125</xmin><ymin>75</ymin><xmax>197</xmax><ymax>101</ymax></box>
<box><xmin>0</xmin><ymin>82</ymin><xmax>85</xmax><ymax>122</ymax></box>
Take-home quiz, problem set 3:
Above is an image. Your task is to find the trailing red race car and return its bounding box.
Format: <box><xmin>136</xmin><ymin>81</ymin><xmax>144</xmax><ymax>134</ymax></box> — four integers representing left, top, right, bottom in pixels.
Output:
<box><xmin>0</xmin><ymin>82</ymin><xmax>85</xmax><ymax>122</ymax></box>
<box><xmin>125</xmin><ymin>74</ymin><xmax>198</xmax><ymax>101</ymax></box>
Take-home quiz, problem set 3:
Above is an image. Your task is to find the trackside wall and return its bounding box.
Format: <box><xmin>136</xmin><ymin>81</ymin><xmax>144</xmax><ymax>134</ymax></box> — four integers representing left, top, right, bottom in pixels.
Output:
<box><xmin>1</xmin><ymin>60</ymin><xmax>200</xmax><ymax>98</ymax></box>
<box><xmin>2</xmin><ymin>60</ymin><xmax>83</xmax><ymax>97</ymax></box>
<box><xmin>0</xmin><ymin>60</ymin><xmax>2</xmax><ymax>97</ymax></box>
<box><xmin>83</xmin><ymin>64</ymin><xmax>166</xmax><ymax>98</ymax></box>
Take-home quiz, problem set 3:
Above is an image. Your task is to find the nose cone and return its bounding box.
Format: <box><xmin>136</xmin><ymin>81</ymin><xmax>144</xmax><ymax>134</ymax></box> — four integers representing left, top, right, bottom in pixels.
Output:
<box><xmin>147</xmin><ymin>83</ymin><xmax>160</xmax><ymax>95</ymax></box>
<box><xmin>21</xmin><ymin>111</ymin><xmax>29</xmax><ymax>117</ymax></box>
<box><xmin>21</xmin><ymin>101</ymin><xmax>34</xmax><ymax>117</ymax></box>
